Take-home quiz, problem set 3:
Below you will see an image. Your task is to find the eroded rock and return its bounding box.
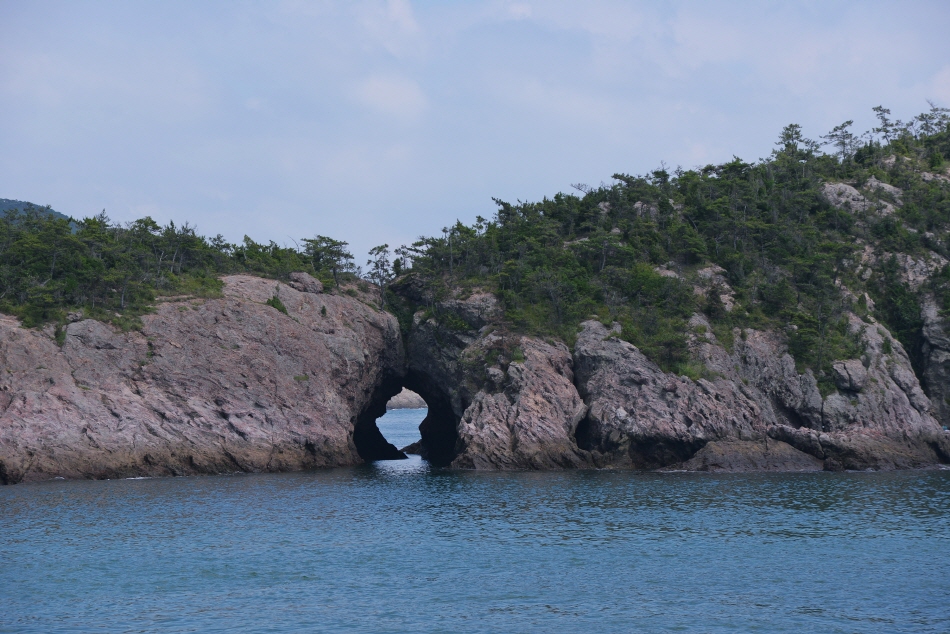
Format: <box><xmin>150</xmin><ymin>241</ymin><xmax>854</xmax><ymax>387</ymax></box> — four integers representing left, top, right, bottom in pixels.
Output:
<box><xmin>574</xmin><ymin>321</ymin><xmax>773</xmax><ymax>469</ymax></box>
<box><xmin>403</xmin><ymin>293</ymin><xmax>589</xmax><ymax>469</ymax></box>
<box><xmin>3</xmin><ymin>267</ymin><xmax>949</xmax><ymax>482</ymax></box>
<box><xmin>671</xmin><ymin>440</ymin><xmax>824</xmax><ymax>472</ymax></box>
<box><xmin>822</xmin><ymin>182</ymin><xmax>868</xmax><ymax>211</ymax></box>
<box><xmin>865</xmin><ymin>175</ymin><xmax>903</xmax><ymax>201</ymax></box>
<box><xmin>573</xmin><ymin>316</ymin><xmax>948</xmax><ymax>471</ymax></box>
<box><xmin>832</xmin><ymin>359</ymin><xmax>868</xmax><ymax>392</ymax></box>
<box><xmin>288</xmin><ymin>271</ymin><xmax>324</xmax><ymax>294</ymax></box>
<box><xmin>0</xmin><ymin>275</ymin><xmax>404</xmax><ymax>484</ymax></box>
<box><xmin>922</xmin><ymin>296</ymin><xmax>950</xmax><ymax>427</ymax></box>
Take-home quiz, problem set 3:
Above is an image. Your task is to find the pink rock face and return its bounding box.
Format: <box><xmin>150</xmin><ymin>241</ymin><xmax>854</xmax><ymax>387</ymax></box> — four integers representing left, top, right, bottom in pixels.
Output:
<box><xmin>400</xmin><ymin>290</ymin><xmax>590</xmax><ymax>469</ymax></box>
<box><xmin>573</xmin><ymin>321</ymin><xmax>774</xmax><ymax>469</ymax></box>
<box><xmin>922</xmin><ymin>297</ymin><xmax>950</xmax><ymax>428</ymax></box>
<box><xmin>450</xmin><ymin>336</ymin><xmax>589</xmax><ymax>469</ymax></box>
<box><xmin>574</xmin><ymin>318</ymin><xmax>950</xmax><ymax>471</ymax></box>
<box><xmin>0</xmin><ymin>275</ymin><xmax>403</xmax><ymax>484</ymax></box>
<box><xmin>2</xmin><ymin>273</ymin><xmax>948</xmax><ymax>482</ymax></box>
<box><xmin>288</xmin><ymin>271</ymin><xmax>324</xmax><ymax>294</ymax></box>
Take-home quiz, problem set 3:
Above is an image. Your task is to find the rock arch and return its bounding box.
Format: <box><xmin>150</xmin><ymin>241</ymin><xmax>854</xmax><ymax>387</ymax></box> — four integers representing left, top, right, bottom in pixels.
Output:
<box><xmin>350</xmin><ymin>369</ymin><xmax>461</xmax><ymax>467</ymax></box>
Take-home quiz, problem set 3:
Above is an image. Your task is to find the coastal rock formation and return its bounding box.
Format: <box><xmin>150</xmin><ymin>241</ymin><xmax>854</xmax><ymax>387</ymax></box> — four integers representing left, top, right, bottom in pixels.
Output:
<box><xmin>3</xmin><ymin>273</ymin><xmax>949</xmax><ymax>483</ymax></box>
<box><xmin>399</xmin><ymin>292</ymin><xmax>589</xmax><ymax>468</ymax></box>
<box><xmin>0</xmin><ymin>275</ymin><xmax>404</xmax><ymax>484</ymax></box>
<box><xmin>396</xmin><ymin>288</ymin><xmax>948</xmax><ymax>472</ymax></box>
<box><xmin>573</xmin><ymin>317</ymin><xmax>948</xmax><ymax>471</ymax></box>
<box><xmin>573</xmin><ymin>320</ymin><xmax>773</xmax><ymax>469</ymax></box>
<box><xmin>922</xmin><ymin>296</ymin><xmax>950</xmax><ymax>427</ymax></box>
<box><xmin>386</xmin><ymin>388</ymin><xmax>427</xmax><ymax>409</ymax></box>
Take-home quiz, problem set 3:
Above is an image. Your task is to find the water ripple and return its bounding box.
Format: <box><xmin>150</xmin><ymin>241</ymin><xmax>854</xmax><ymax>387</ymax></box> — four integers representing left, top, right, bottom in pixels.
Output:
<box><xmin>1</xmin><ymin>410</ymin><xmax>948</xmax><ymax>632</ymax></box>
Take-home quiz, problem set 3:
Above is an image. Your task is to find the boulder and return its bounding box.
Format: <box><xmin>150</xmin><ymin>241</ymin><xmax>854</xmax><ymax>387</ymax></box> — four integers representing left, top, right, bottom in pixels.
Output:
<box><xmin>832</xmin><ymin>359</ymin><xmax>868</xmax><ymax>392</ymax></box>
<box><xmin>821</xmin><ymin>182</ymin><xmax>867</xmax><ymax>211</ymax></box>
<box><xmin>671</xmin><ymin>440</ymin><xmax>824</xmax><ymax>472</ymax></box>
<box><xmin>865</xmin><ymin>175</ymin><xmax>903</xmax><ymax>201</ymax></box>
<box><xmin>288</xmin><ymin>271</ymin><xmax>323</xmax><ymax>294</ymax></box>
<box><xmin>386</xmin><ymin>388</ymin><xmax>427</xmax><ymax>410</ymax></box>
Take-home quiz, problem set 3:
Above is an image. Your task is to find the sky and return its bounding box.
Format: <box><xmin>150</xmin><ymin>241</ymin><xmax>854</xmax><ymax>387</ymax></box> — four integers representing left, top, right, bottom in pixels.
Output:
<box><xmin>2</xmin><ymin>0</ymin><xmax>949</xmax><ymax>261</ymax></box>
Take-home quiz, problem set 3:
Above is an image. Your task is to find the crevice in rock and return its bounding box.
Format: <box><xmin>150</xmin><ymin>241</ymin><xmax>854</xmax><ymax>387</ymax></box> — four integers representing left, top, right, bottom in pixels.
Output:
<box><xmin>403</xmin><ymin>369</ymin><xmax>460</xmax><ymax>467</ymax></box>
<box><xmin>628</xmin><ymin>437</ymin><xmax>708</xmax><ymax>470</ymax></box>
<box><xmin>572</xmin><ymin>412</ymin><xmax>596</xmax><ymax>453</ymax></box>
<box><xmin>929</xmin><ymin>439</ymin><xmax>950</xmax><ymax>464</ymax></box>
<box><xmin>773</xmin><ymin>398</ymin><xmax>808</xmax><ymax>429</ymax></box>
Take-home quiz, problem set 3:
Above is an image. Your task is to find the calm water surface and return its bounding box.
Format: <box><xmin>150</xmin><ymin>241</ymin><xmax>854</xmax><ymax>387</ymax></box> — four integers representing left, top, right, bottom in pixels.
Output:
<box><xmin>2</xmin><ymin>408</ymin><xmax>949</xmax><ymax>633</ymax></box>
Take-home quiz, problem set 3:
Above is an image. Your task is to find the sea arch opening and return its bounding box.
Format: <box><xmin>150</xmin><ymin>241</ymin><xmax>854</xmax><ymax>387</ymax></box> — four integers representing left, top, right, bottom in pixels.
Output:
<box><xmin>351</xmin><ymin>371</ymin><xmax>460</xmax><ymax>467</ymax></box>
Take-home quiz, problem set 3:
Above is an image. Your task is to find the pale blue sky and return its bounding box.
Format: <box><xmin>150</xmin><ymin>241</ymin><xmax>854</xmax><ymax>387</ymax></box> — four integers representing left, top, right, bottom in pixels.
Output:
<box><xmin>2</xmin><ymin>0</ymin><xmax>949</xmax><ymax>260</ymax></box>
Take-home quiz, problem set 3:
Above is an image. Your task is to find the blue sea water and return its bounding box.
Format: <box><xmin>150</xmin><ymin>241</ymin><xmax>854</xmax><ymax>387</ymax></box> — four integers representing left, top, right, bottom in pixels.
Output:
<box><xmin>2</xmin><ymin>407</ymin><xmax>949</xmax><ymax>633</ymax></box>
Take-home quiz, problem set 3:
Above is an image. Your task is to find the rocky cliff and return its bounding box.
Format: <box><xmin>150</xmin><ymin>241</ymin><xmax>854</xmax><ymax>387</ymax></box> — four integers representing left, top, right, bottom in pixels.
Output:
<box><xmin>3</xmin><ymin>271</ymin><xmax>949</xmax><ymax>484</ymax></box>
<box><xmin>0</xmin><ymin>274</ymin><xmax>405</xmax><ymax>484</ymax></box>
<box><xmin>400</xmin><ymin>298</ymin><xmax>589</xmax><ymax>469</ymax></box>
<box><xmin>922</xmin><ymin>297</ymin><xmax>950</xmax><ymax>427</ymax></box>
<box><xmin>574</xmin><ymin>317</ymin><xmax>947</xmax><ymax>471</ymax></box>
<box><xmin>394</xmin><ymin>288</ymin><xmax>949</xmax><ymax>472</ymax></box>
<box><xmin>819</xmin><ymin>175</ymin><xmax>950</xmax><ymax>430</ymax></box>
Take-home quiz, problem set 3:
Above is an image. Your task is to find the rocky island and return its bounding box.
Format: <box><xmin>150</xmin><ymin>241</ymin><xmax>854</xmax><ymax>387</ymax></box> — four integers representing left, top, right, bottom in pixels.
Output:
<box><xmin>2</xmin><ymin>108</ymin><xmax>950</xmax><ymax>482</ymax></box>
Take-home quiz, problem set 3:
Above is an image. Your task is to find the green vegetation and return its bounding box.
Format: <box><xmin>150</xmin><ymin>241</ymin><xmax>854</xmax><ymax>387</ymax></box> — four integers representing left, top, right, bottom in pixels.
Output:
<box><xmin>0</xmin><ymin>199</ymin><xmax>71</xmax><ymax>224</ymax></box>
<box><xmin>265</xmin><ymin>294</ymin><xmax>288</xmax><ymax>315</ymax></box>
<box><xmin>0</xmin><ymin>209</ymin><xmax>362</xmax><ymax>329</ymax></box>
<box><xmin>2</xmin><ymin>104</ymin><xmax>949</xmax><ymax>395</ymax></box>
<box><xmin>395</xmin><ymin>104</ymin><xmax>950</xmax><ymax>388</ymax></box>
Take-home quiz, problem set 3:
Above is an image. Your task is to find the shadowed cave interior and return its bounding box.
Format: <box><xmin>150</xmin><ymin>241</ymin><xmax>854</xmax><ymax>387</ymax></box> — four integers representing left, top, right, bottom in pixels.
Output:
<box><xmin>352</xmin><ymin>372</ymin><xmax>460</xmax><ymax>467</ymax></box>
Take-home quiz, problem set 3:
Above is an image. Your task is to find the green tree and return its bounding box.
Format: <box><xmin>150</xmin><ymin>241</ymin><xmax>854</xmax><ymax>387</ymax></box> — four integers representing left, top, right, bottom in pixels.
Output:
<box><xmin>367</xmin><ymin>244</ymin><xmax>392</xmax><ymax>307</ymax></box>
<box><xmin>302</xmin><ymin>235</ymin><xmax>353</xmax><ymax>287</ymax></box>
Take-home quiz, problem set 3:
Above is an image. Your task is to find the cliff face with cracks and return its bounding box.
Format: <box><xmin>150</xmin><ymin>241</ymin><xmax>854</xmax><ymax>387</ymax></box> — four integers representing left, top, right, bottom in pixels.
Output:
<box><xmin>400</xmin><ymin>296</ymin><xmax>589</xmax><ymax>469</ymax></box>
<box><xmin>0</xmin><ymin>274</ymin><xmax>405</xmax><ymax>484</ymax></box>
<box><xmin>573</xmin><ymin>317</ymin><xmax>948</xmax><ymax>471</ymax></box>
<box><xmin>2</xmin><ymin>273</ymin><xmax>949</xmax><ymax>483</ymax></box>
<box><xmin>922</xmin><ymin>297</ymin><xmax>950</xmax><ymax>428</ymax></box>
<box><xmin>397</xmin><ymin>289</ymin><xmax>949</xmax><ymax>472</ymax></box>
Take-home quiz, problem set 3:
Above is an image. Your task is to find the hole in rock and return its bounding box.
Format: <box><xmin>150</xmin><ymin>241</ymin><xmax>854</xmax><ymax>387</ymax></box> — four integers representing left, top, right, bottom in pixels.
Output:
<box><xmin>352</xmin><ymin>377</ymin><xmax>460</xmax><ymax>467</ymax></box>
<box><xmin>376</xmin><ymin>389</ymin><xmax>426</xmax><ymax>453</ymax></box>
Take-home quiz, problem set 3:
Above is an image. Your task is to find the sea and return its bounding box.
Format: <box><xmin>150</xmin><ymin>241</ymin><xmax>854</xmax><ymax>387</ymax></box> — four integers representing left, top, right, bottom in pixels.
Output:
<box><xmin>1</xmin><ymin>407</ymin><xmax>948</xmax><ymax>633</ymax></box>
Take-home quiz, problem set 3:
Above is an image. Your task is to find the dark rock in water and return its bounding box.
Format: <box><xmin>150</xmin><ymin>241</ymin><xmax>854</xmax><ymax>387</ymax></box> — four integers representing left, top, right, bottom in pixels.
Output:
<box><xmin>401</xmin><ymin>440</ymin><xmax>422</xmax><ymax>455</ymax></box>
<box><xmin>386</xmin><ymin>388</ymin><xmax>427</xmax><ymax>410</ymax></box>
<box><xmin>669</xmin><ymin>440</ymin><xmax>824</xmax><ymax>472</ymax></box>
